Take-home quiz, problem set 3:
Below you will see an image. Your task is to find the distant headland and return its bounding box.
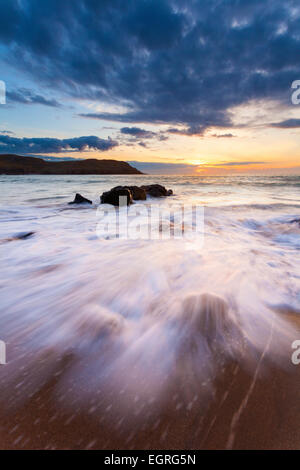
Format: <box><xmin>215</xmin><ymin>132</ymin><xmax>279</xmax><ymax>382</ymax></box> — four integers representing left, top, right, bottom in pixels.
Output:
<box><xmin>0</xmin><ymin>154</ymin><xmax>143</xmax><ymax>175</ymax></box>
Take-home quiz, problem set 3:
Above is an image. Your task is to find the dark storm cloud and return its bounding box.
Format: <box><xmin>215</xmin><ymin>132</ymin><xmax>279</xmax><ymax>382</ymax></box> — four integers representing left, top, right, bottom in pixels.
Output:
<box><xmin>0</xmin><ymin>0</ymin><xmax>299</xmax><ymax>131</ymax></box>
<box><xmin>7</xmin><ymin>89</ymin><xmax>61</xmax><ymax>107</ymax></box>
<box><xmin>0</xmin><ymin>135</ymin><xmax>118</xmax><ymax>154</ymax></box>
<box><xmin>271</xmin><ymin>119</ymin><xmax>300</xmax><ymax>128</ymax></box>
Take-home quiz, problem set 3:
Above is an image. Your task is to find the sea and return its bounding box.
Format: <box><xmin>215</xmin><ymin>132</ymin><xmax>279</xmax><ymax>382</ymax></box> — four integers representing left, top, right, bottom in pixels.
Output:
<box><xmin>0</xmin><ymin>174</ymin><xmax>299</xmax><ymax>446</ymax></box>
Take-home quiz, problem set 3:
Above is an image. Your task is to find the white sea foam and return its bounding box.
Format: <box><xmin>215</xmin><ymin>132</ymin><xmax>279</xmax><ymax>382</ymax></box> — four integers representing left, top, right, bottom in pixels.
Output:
<box><xmin>0</xmin><ymin>175</ymin><xmax>299</xmax><ymax>414</ymax></box>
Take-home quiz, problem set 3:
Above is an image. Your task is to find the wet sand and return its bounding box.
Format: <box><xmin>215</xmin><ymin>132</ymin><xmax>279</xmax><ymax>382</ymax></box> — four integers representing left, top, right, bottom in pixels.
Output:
<box><xmin>0</xmin><ymin>313</ymin><xmax>299</xmax><ymax>450</ymax></box>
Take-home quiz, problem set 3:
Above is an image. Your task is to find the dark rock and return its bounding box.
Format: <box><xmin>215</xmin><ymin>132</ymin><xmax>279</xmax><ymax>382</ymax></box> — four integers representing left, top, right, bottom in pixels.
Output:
<box><xmin>290</xmin><ymin>218</ymin><xmax>300</xmax><ymax>226</ymax></box>
<box><xmin>69</xmin><ymin>193</ymin><xmax>92</xmax><ymax>205</ymax></box>
<box><xmin>126</xmin><ymin>185</ymin><xmax>147</xmax><ymax>201</ymax></box>
<box><xmin>15</xmin><ymin>232</ymin><xmax>35</xmax><ymax>240</ymax></box>
<box><xmin>100</xmin><ymin>183</ymin><xmax>172</xmax><ymax>205</ymax></box>
<box><xmin>141</xmin><ymin>184</ymin><xmax>173</xmax><ymax>198</ymax></box>
<box><xmin>101</xmin><ymin>188</ymin><xmax>133</xmax><ymax>206</ymax></box>
<box><xmin>111</xmin><ymin>185</ymin><xmax>147</xmax><ymax>201</ymax></box>
<box><xmin>1</xmin><ymin>231</ymin><xmax>35</xmax><ymax>244</ymax></box>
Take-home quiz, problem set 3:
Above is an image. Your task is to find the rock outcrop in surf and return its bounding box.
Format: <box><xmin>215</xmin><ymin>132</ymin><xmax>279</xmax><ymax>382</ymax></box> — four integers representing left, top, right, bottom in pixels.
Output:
<box><xmin>110</xmin><ymin>185</ymin><xmax>147</xmax><ymax>201</ymax></box>
<box><xmin>100</xmin><ymin>187</ymin><xmax>133</xmax><ymax>206</ymax></box>
<box><xmin>100</xmin><ymin>184</ymin><xmax>173</xmax><ymax>206</ymax></box>
<box><xmin>69</xmin><ymin>193</ymin><xmax>92</xmax><ymax>205</ymax></box>
<box><xmin>141</xmin><ymin>184</ymin><xmax>173</xmax><ymax>197</ymax></box>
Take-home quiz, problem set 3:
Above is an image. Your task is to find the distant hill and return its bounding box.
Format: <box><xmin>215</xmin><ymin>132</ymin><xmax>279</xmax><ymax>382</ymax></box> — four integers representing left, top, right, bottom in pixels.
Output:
<box><xmin>0</xmin><ymin>154</ymin><xmax>143</xmax><ymax>175</ymax></box>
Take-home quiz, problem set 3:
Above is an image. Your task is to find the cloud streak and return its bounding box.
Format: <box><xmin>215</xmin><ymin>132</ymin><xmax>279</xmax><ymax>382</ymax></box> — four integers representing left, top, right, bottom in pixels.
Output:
<box><xmin>271</xmin><ymin>119</ymin><xmax>300</xmax><ymax>128</ymax></box>
<box><xmin>209</xmin><ymin>161</ymin><xmax>266</xmax><ymax>167</ymax></box>
<box><xmin>6</xmin><ymin>88</ymin><xmax>61</xmax><ymax>107</ymax></box>
<box><xmin>0</xmin><ymin>135</ymin><xmax>118</xmax><ymax>154</ymax></box>
<box><xmin>120</xmin><ymin>127</ymin><xmax>156</xmax><ymax>139</ymax></box>
<box><xmin>211</xmin><ymin>133</ymin><xmax>236</xmax><ymax>138</ymax></box>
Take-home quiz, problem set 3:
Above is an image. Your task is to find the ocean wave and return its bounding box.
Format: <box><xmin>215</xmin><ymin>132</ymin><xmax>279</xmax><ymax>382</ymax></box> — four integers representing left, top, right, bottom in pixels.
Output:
<box><xmin>0</xmin><ymin>174</ymin><xmax>299</xmax><ymax>421</ymax></box>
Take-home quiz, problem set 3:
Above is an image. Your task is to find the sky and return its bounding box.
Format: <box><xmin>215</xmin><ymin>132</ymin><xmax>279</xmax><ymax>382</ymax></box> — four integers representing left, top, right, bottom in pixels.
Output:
<box><xmin>0</xmin><ymin>0</ymin><xmax>300</xmax><ymax>175</ymax></box>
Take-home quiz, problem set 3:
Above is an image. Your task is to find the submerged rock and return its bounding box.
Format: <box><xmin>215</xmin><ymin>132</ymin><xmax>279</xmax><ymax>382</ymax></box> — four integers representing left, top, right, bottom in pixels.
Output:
<box><xmin>1</xmin><ymin>231</ymin><xmax>35</xmax><ymax>244</ymax></box>
<box><xmin>100</xmin><ymin>187</ymin><xmax>133</xmax><ymax>206</ymax></box>
<box><xmin>16</xmin><ymin>231</ymin><xmax>35</xmax><ymax>240</ymax></box>
<box><xmin>181</xmin><ymin>293</ymin><xmax>229</xmax><ymax>340</ymax></box>
<box><xmin>69</xmin><ymin>193</ymin><xmax>92</xmax><ymax>205</ymax></box>
<box><xmin>178</xmin><ymin>293</ymin><xmax>243</xmax><ymax>358</ymax></box>
<box><xmin>141</xmin><ymin>184</ymin><xmax>173</xmax><ymax>198</ymax></box>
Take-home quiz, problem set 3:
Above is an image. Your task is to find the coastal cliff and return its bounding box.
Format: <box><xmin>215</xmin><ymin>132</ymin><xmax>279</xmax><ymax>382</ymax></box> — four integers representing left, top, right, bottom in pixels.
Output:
<box><xmin>0</xmin><ymin>154</ymin><xmax>142</xmax><ymax>175</ymax></box>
